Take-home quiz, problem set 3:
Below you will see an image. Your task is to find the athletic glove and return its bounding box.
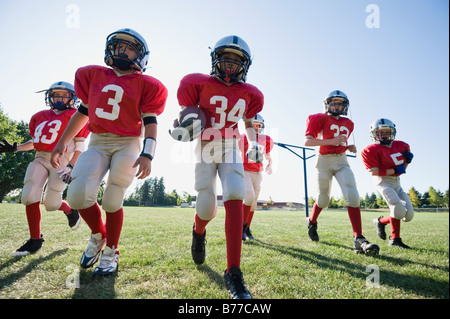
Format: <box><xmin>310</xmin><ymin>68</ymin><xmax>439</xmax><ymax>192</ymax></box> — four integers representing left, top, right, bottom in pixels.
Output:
<box><xmin>402</xmin><ymin>150</ymin><xmax>414</xmax><ymax>164</ymax></box>
<box><xmin>246</xmin><ymin>141</ymin><xmax>263</xmax><ymax>164</ymax></box>
<box><xmin>57</xmin><ymin>163</ymin><xmax>74</xmax><ymax>183</ymax></box>
<box><xmin>0</xmin><ymin>139</ymin><xmax>18</xmax><ymax>153</ymax></box>
<box><xmin>394</xmin><ymin>164</ymin><xmax>406</xmax><ymax>175</ymax></box>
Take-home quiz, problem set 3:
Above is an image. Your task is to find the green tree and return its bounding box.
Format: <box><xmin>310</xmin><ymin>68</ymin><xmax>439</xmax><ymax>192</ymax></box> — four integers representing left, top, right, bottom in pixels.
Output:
<box><xmin>408</xmin><ymin>187</ymin><xmax>422</xmax><ymax>208</ymax></box>
<box><xmin>427</xmin><ymin>186</ymin><xmax>443</xmax><ymax>208</ymax></box>
<box><xmin>442</xmin><ymin>189</ymin><xmax>449</xmax><ymax>209</ymax></box>
<box><xmin>0</xmin><ymin>107</ymin><xmax>35</xmax><ymax>201</ymax></box>
<box><xmin>376</xmin><ymin>192</ymin><xmax>387</xmax><ymax>208</ymax></box>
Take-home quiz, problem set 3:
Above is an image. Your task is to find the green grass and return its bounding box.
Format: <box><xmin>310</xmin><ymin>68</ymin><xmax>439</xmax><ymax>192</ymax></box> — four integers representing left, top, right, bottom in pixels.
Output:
<box><xmin>0</xmin><ymin>203</ymin><xmax>448</xmax><ymax>299</ymax></box>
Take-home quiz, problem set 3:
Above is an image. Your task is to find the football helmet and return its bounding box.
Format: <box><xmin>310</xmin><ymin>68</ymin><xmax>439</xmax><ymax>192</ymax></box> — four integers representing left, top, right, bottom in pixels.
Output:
<box><xmin>37</xmin><ymin>81</ymin><xmax>78</xmax><ymax>111</ymax></box>
<box><xmin>210</xmin><ymin>35</ymin><xmax>252</xmax><ymax>84</ymax></box>
<box><xmin>370</xmin><ymin>118</ymin><xmax>397</xmax><ymax>145</ymax></box>
<box><xmin>324</xmin><ymin>90</ymin><xmax>349</xmax><ymax>116</ymax></box>
<box><xmin>252</xmin><ymin>114</ymin><xmax>265</xmax><ymax>134</ymax></box>
<box><xmin>104</xmin><ymin>28</ymin><xmax>150</xmax><ymax>72</ymax></box>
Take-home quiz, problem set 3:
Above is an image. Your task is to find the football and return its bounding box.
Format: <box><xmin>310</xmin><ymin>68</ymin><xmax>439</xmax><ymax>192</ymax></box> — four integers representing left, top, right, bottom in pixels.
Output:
<box><xmin>169</xmin><ymin>106</ymin><xmax>206</xmax><ymax>142</ymax></box>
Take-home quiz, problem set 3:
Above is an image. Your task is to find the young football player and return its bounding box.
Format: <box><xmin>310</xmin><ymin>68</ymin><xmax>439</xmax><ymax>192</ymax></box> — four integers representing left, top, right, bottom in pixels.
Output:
<box><xmin>0</xmin><ymin>81</ymin><xmax>89</xmax><ymax>256</ymax></box>
<box><xmin>238</xmin><ymin>114</ymin><xmax>273</xmax><ymax>240</ymax></box>
<box><xmin>361</xmin><ymin>118</ymin><xmax>414</xmax><ymax>249</ymax></box>
<box><xmin>304</xmin><ymin>90</ymin><xmax>379</xmax><ymax>256</ymax></box>
<box><xmin>175</xmin><ymin>35</ymin><xmax>263</xmax><ymax>299</ymax></box>
<box><xmin>50</xmin><ymin>28</ymin><xmax>167</xmax><ymax>275</ymax></box>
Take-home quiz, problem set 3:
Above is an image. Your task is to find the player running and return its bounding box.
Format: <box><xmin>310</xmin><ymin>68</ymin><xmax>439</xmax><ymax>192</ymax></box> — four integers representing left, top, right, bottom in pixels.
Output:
<box><xmin>50</xmin><ymin>28</ymin><xmax>167</xmax><ymax>275</ymax></box>
<box><xmin>175</xmin><ymin>35</ymin><xmax>263</xmax><ymax>299</ymax></box>
<box><xmin>1</xmin><ymin>81</ymin><xmax>89</xmax><ymax>256</ymax></box>
<box><xmin>361</xmin><ymin>118</ymin><xmax>414</xmax><ymax>249</ymax></box>
<box><xmin>239</xmin><ymin>114</ymin><xmax>273</xmax><ymax>240</ymax></box>
<box><xmin>304</xmin><ymin>90</ymin><xmax>379</xmax><ymax>255</ymax></box>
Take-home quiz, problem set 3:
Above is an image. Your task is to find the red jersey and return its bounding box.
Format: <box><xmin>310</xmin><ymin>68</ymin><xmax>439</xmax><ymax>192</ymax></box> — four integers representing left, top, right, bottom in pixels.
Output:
<box><xmin>305</xmin><ymin>113</ymin><xmax>354</xmax><ymax>155</ymax></box>
<box><xmin>29</xmin><ymin>109</ymin><xmax>90</xmax><ymax>152</ymax></box>
<box><xmin>360</xmin><ymin>140</ymin><xmax>411</xmax><ymax>176</ymax></box>
<box><xmin>177</xmin><ymin>73</ymin><xmax>264</xmax><ymax>140</ymax></box>
<box><xmin>239</xmin><ymin>134</ymin><xmax>274</xmax><ymax>172</ymax></box>
<box><xmin>75</xmin><ymin>65</ymin><xmax>167</xmax><ymax>136</ymax></box>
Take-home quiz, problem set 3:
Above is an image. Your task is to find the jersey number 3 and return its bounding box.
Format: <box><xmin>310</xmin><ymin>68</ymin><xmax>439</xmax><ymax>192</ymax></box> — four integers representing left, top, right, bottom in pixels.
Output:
<box><xmin>95</xmin><ymin>84</ymin><xmax>124</xmax><ymax>121</ymax></box>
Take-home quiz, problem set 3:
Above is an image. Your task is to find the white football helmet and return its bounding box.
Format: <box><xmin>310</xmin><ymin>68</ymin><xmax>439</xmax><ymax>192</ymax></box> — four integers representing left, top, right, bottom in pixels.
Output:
<box><xmin>324</xmin><ymin>90</ymin><xmax>349</xmax><ymax>116</ymax></box>
<box><xmin>104</xmin><ymin>28</ymin><xmax>150</xmax><ymax>72</ymax></box>
<box><xmin>37</xmin><ymin>81</ymin><xmax>78</xmax><ymax>110</ymax></box>
<box><xmin>252</xmin><ymin>114</ymin><xmax>265</xmax><ymax>134</ymax></box>
<box><xmin>210</xmin><ymin>35</ymin><xmax>252</xmax><ymax>84</ymax></box>
<box><xmin>370</xmin><ymin>118</ymin><xmax>397</xmax><ymax>145</ymax></box>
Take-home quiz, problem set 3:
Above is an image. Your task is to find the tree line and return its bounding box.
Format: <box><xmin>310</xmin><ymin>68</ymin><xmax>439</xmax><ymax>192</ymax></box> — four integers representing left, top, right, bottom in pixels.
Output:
<box><xmin>1</xmin><ymin>105</ymin><xmax>449</xmax><ymax>209</ymax></box>
<box><xmin>308</xmin><ymin>186</ymin><xmax>449</xmax><ymax>210</ymax></box>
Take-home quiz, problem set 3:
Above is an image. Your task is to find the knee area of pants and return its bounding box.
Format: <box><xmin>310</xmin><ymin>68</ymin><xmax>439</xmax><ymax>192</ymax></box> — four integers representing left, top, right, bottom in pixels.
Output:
<box><xmin>391</xmin><ymin>205</ymin><xmax>407</xmax><ymax>220</ymax></box>
<box><xmin>317</xmin><ymin>195</ymin><xmax>330</xmax><ymax>208</ymax></box>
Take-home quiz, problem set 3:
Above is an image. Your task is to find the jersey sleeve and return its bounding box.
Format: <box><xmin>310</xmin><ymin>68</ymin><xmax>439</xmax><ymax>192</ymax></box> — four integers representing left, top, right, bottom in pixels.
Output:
<box><xmin>74</xmin><ymin>66</ymin><xmax>94</xmax><ymax>106</ymax></box>
<box><xmin>265</xmin><ymin>135</ymin><xmax>274</xmax><ymax>153</ymax></box>
<box><xmin>360</xmin><ymin>145</ymin><xmax>380</xmax><ymax>171</ymax></box>
<box><xmin>305</xmin><ymin>114</ymin><xmax>324</xmax><ymax>138</ymax></box>
<box><xmin>140</xmin><ymin>77</ymin><xmax>168</xmax><ymax>117</ymax></box>
<box><xmin>243</xmin><ymin>87</ymin><xmax>264</xmax><ymax>120</ymax></box>
<box><xmin>177</xmin><ymin>74</ymin><xmax>201</xmax><ymax>107</ymax></box>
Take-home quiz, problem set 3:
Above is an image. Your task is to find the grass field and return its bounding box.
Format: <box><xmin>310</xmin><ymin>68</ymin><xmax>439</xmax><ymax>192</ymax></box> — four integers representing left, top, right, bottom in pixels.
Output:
<box><xmin>0</xmin><ymin>203</ymin><xmax>448</xmax><ymax>300</ymax></box>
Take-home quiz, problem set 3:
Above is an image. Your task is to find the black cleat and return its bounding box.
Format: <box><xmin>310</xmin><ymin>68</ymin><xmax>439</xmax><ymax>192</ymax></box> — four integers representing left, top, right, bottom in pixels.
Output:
<box><xmin>242</xmin><ymin>223</ymin><xmax>248</xmax><ymax>241</ymax></box>
<box><xmin>66</xmin><ymin>209</ymin><xmax>81</xmax><ymax>230</ymax></box>
<box><xmin>354</xmin><ymin>235</ymin><xmax>380</xmax><ymax>256</ymax></box>
<box><xmin>306</xmin><ymin>218</ymin><xmax>319</xmax><ymax>241</ymax></box>
<box><xmin>372</xmin><ymin>217</ymin><xmax>387</xmax><ymax>240</ymax></box>
<box><xmin>191</xmin><ymin>225</ymin><xmax>206</xmax><ymax>264</ymax></box>
<box><xmin>245</xmin><ymin>226</ymin><xmax>254</xmax><ymax>240</ymax></box>
<box><xmin>224</xmin><ymin>267</ymin><xmax>252</xmax><ymax>299</ymax></box>
<box><xmin>389</xmin><ymin>237</ymin><xmax>411</xmax><ymax>249</ymax></box>
<box><xmin>11</xmin><ymin>235</ymin><xmax>44</xmax><ymax>257</ymax></box>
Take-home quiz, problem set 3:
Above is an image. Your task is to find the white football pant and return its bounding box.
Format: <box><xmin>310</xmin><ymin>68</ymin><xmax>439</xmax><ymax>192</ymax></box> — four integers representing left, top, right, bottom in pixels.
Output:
<box><xmin>315</xmin><ymin>153</ymin><xmax>360</xmax><ymax>208</ymax></box>
<box><xmin>194</xmin><ymin>139</ymin><xmax>245</xmax><ymax>221</ymax></box>
<box><xmin>67</xmin><ymin>133</ymin><xmax>140</xmax><ymax>212</ymax></box>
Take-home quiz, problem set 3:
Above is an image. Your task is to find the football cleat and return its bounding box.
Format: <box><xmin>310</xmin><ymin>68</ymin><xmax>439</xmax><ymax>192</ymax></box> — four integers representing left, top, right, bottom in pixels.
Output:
<box><xmin>191</xmin><ymin>225</ymin><xmax>206</xmax><ymax>264</ymax></box>
<box><xmin>389</xmin><ymin>237</ymin><xmax>411</xmax><ymax>249</ymax></box>
<box><xmin>245</xmin><ymin>224</ymin><xmax>255</xmax><ymax>240</ymax></box>
<box><xmin>66</xmin><ymin>209</ymin><xmax>81</xmax><ymax>230</ymax></box>
<box><xmin>93</xmin><ymin>246</ymin><xmax>120</xmax><ymax>276</ymax></box>
<box><xmin>242</xmin><ymin>223</ymin><xmax>248</xmax><ymax>241</ymax></box>
<box><xmin>372</xmin><ymin>217</ymin><xmax>387</xmax><ymax>240</ymax></box>
<box><xmin>354</xmin><ymin>235</ymin><xmax>380</xmax><ymax>256</ymax></box>
<box><xmin>80</xmin><ymin>233</ymin><xmax>105</xmax><ymax>268</ymax></box>
<box><xmin>306</xmin><ymin>218</ymin><xmax>319</xmax><ymax>242</ymax></box>
<box><xmin>11</xmin><ymin>235</ymin><xmax>44</xmax><ymax>257</ymax></box>
<box><xmin>224</xmin><ymin>267</ymin><xmax>252</xmax><ymax>299</ymax></box>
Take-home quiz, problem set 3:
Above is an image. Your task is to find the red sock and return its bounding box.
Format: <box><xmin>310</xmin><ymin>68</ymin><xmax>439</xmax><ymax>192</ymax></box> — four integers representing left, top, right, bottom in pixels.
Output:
<box><xmin>243</xmin><ymin>204</ymin><xmax>252</xmax><ymax>224</ymax></box>
<box><xmin>224</xmin><ymin>200</ymin><xmax>243</xmax><ymax>272</ymax></box>
<box><xmin>194</xmin><ymin>213</ymin><xmax>209</xmax><ymax>236</ymax></box>
<box><xmin>347</xmin><ymin>206</ymin><xmax>362</xmax><ymax>237</ymax></box>
<box><xmin>59</xmin><ymin>200</ymin><xmax>72</xmax><ymax>215</ymax></box>
<box><xmin>79</xmin><ymin>203</ymin><xmax>106</xmax><ymax>237</ymax></box>
<box><xmin>379</xmin><ymin>216</ymin><xmax>391</xmax><ymax>224</ymax></box>
<box><xmin>105</xmin><ymin>208</ymin><xmax>123</xmax><ymax>249</ymax></box>
<box><xmin>246</xmin><ymin>211</ymin><xmax>255</xmax><ymax>227</ymax></box>
<box><xmin>390</xmin><ymin>217</ymin><xmax>401</xmax><ymax>239</ymax></box>
<box><xmin>25</xmin><ymin>202</ymin><xmax>41</xmax><ymax>239</ymax></box>
<box><xmin>310</xmin><ymin>202</ymin><xmax>322</xmax><ymax>224</ymax></box>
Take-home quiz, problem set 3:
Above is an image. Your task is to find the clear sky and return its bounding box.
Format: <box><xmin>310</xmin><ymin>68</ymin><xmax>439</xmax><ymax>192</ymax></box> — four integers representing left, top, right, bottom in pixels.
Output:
<box><xmin>0</xmin><ymin>0</ymin><xmax>448</xmax><ymax>203</ymax></box>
